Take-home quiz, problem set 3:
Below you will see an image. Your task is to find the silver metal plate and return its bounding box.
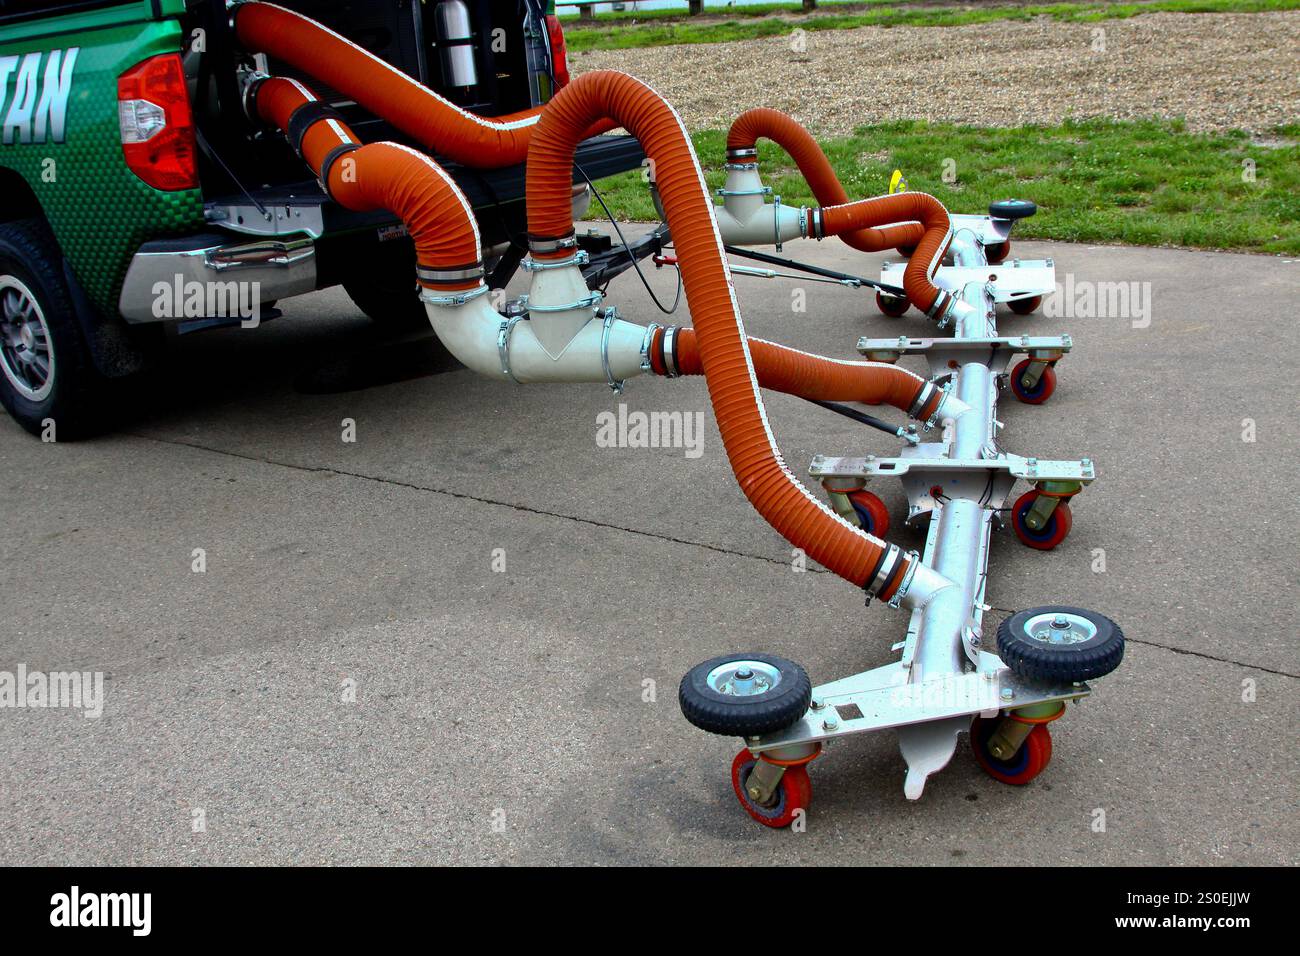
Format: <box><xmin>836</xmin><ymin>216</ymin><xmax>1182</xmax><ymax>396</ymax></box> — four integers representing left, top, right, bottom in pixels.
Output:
<box><xmin>879</xmin><ymin>258</ymin><xmax>1055</xmax><ymax>304</ymax></box>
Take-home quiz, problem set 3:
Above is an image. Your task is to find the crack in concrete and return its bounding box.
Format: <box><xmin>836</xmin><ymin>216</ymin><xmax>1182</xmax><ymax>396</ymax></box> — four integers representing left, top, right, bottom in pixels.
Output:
<box><xmin>129</xmin><ymin>433</ymin><xmax>1299</xmax><ymax>680</ymax></box>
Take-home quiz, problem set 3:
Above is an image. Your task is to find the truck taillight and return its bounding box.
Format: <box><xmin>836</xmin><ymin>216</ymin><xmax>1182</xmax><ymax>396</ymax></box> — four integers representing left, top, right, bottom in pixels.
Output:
<box><xmin>545</xmin><ymin>15</ymin><xmax>570</xmax><ymax>89</ymax></box>
<box><xmin>117</xmin><ymin>53</ymin><xmax>198</xmax><ymax>191</ymax></box>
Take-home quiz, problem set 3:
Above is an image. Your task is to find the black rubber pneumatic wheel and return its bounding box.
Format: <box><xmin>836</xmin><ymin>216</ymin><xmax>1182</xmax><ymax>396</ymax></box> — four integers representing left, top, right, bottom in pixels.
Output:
<box><xmin>989</xmin><ymin>199</ymin><xmax>1038</xmax><ymax>220</ymax></box>
<box><xmin>679</xmin><ymin>652</ymin><xmax>812</xmax><ymax>737</ymax></box>
<box><xmin>997</xmin><ymin>606</ymin><xmax>1124</xmax><ymax>683</ymax></box>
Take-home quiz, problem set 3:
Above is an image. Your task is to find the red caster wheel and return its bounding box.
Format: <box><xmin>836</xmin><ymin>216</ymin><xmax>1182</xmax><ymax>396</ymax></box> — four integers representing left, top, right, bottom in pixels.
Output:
<box><xmin>731</xmin><ymin>749</ymin><xmax>812</xmax><ymax>828</ymax></box>
<box><xmin>876</xmin><ymin>291</ymin><xmax>909</xmax><ymax>318</ymax></box>
<box><xmin>985</xmin><ymin>239</ymin><xmax>1010</xmax><ymax>264</ymax></box>
<box><xmin>846</xmin><ymin>489</ymin><xmax>890</xmax><ymax>536</ymax></box>
<box><xmin>895</xmin><ymin>244</ymin><xmax>917</xmax><ymax>257</ymax></box>
<box><xmin>1009</xmin><ymin>295</ymin><xmax>1042</xmax><ymax>315</ymax></box>
<box><xmin>1009</xmin><ymin>358</ymin><xmax>1056</xmax><ymax>404</ymax></box>
<box><xmin>1010</xmin><ymin>489</ymin><xmax>1072</xmax><ymax>550</ymax></box>
<box><xmin>971</xmin><ymin>716</ymin><xmax>1052</xmax><ymax>785</ymax></box>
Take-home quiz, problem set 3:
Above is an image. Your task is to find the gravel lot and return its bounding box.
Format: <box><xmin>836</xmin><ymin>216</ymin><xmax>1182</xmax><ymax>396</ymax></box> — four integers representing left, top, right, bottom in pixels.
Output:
<box><xmin>573</xmin><ymin>12</ymin><xmax>1300</xmax><ymax>135</ymax></box>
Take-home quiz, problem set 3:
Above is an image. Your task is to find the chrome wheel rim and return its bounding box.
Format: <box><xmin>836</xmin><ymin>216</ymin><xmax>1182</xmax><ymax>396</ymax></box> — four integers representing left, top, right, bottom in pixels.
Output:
<box><xmin>1023</xmin><ymin>612</ymin><xmax>1097</xmax><ymax>646</ymax></box>
<box><xmin>0</xmin><ymin>276</ymin><xmax>55</xmax><ymax>402</ymax></box>
<box><xmin>706</xmin><ymin>660</ymin><xmax>782</xmax><ymax>697</ymax></box>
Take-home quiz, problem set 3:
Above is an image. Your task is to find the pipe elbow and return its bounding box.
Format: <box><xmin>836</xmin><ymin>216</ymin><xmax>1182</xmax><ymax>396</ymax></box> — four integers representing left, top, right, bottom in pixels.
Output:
<box><xmin>714</xmin><ymin>202</ymin><xmax>805</xmax><ymax>247</ymax></box>
<box><xmin>897</xmin><ymin>560</ymin><xmax>958</xmax><ymax>611</ymax></box>
<box><xmin>422</xmin><ymin>290</ymin><xmax>650</xmax><ymax>385</ymax></box>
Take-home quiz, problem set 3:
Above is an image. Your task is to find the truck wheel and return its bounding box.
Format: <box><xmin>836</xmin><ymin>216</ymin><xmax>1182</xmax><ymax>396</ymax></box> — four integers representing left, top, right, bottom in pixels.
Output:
<box><xmin>0</xmin><ymin>219</ymin><xmax>106</xmax><ymax>439</ymax></box>
<box><xmin>343</xmin><ymin>276</ymin><xmax>429</xmax><ymax>332</ymax></box>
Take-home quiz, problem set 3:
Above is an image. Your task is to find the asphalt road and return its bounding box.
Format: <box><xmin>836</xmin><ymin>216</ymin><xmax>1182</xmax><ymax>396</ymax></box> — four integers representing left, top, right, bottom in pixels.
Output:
<box><xmin>1</xmin><ymin>233</ymin><xmax>1295</xmax><ymax>865</ymax></box>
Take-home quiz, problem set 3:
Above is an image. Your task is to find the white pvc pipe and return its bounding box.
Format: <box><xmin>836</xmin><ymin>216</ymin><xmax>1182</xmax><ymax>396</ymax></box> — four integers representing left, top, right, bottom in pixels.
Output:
<box><xmin>422</xmin><ymin>290</ymin><xmax>649</xmax><ymax>384</ymax></box>
<box><xmin>713</xmin><ymin>163</ymin><xmax>806</xmax><ymax>246</ymax></box>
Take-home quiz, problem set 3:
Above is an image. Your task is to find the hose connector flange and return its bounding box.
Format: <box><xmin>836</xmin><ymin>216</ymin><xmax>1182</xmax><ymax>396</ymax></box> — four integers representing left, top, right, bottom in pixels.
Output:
<box><xmin>864</xmin><ymin>542</ymin><xmax>907</xmax><ymax>604</ymax></box>
<box><xmin>660</xmin><ymin>325</ymin><xmax>681</xmax><ymax>378</ymax></box>
<box><xmin>417</xmin><ymin>263</ymin><xmax>485</xmax><ymax>286</ymax></box>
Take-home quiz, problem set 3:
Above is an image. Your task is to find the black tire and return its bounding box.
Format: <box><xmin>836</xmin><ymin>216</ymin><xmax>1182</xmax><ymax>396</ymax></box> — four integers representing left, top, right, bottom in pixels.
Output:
<box><xmin>0</xmin><ymin>218</ymin><xmax>106</xmax><ymax>438</ymax></box>
<box><xmin>997</xmin><ymin>606</ymin><xmax>1124</xmax><ymax>683</ymax></box>
<box><xmin>343</xmin><ymin>274</ymin><xmax>428</xmax><ymax>332</ymax></box>
<box><xmin>679</xmin><ymin>652</ymin><xmax>812</xmax><ymax>737</ymax></box>
<box><xmin>989</xmin><ymin>199</ymin><xmax>1037</xmax><ymax>221</ymax></box>
<box><xmin>340</xmin><ymin>238</ymin><xmax>433</xmax><ymax>332</ymax></box>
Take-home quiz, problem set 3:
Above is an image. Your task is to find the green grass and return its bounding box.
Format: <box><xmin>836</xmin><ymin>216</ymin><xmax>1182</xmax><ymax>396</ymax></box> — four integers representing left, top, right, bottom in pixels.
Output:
<box><xmin>591</xmin><ymin>119</ymin><xmax>1300</xmax><ymax>253</ymax></box>
<box><xmin>562</xmin><ymin>0</ymin><xmax>1300</xmax><ymax>52</ymax></box>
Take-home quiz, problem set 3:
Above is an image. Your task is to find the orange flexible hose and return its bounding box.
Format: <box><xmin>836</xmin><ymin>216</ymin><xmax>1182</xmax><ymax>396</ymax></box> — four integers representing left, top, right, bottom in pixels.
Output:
<box><xmin>727</xmin><ymin>108</ymin><xmax>924</xmax><ymax>254</ymax></box>
<box><xmin>658</xmin><ymin>327</ymin><xmax>942</xmax><ymax>419</ymax></box>
<box><xmin>817</xmin><ymin>194</ymin><xmax>953</xmax><ymax>314</ymax></box>
<box><xmin>527</xmin><ymin>71</ymin><xmax>911</xmax><ymax>595</ymax></box>
<box><xmin>254</xmin><ymin>77</ymin><xmax>481</xmax><ymax>289</ymax></box>
<box><xmin>234</xmin><ymin>2</ymin><xmax>615</xmax><ymax>169</ymax></box>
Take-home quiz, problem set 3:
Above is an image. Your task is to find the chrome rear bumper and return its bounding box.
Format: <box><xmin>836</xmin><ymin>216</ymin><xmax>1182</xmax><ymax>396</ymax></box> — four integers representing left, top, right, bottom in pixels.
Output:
<box><xmin>118</xmin><ymin>235</ymin><xmax>317</xmax><ymax>324</ymax></box>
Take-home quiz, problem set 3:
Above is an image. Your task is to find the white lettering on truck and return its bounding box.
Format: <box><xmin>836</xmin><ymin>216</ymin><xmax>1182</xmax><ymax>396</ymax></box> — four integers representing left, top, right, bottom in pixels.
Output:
<box><xmin>0</xmin><ymin>47</ymin><xmax>79</xmax><ymax>145</ymax></box>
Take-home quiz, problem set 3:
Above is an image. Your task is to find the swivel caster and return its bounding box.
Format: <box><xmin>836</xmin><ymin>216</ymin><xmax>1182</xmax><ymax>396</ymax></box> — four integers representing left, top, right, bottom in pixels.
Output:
<box><xmin>996</xmin><ymin>606</ymin><xmax>1125</xmax><ymax>682</ymax></box>
<box><xmin>731</xmin><ymin>748</ymin><xmax>813</xmax><ymax>828</ymax></box>
<box><xmin>1009</xmin><ymin>357</ymin><xmax>1056</xmax><ymax>404</ymax></box>
<box><xmin>971</xmin><ymin>716</ymin><xmax>1053</xmax><ymax>785</ymax></box>
<box><xmin>876</xmin><ymin>291</ymin><xmax>910</xmax><ymax>318</ymax></box>
<box><xmin>1010</xmin><ymin>489</ymin><xmax>1072</xmax><ymax>549</ymax></box>
<box><xmin>846</xmin><ymin>489</ymin><xmax>890</xmax><ymax>536</ymax></box>
<box><xmin>1009</xmin><ymin>295</ymin><xmax>1043</xmax><ymax>315</ymax></box>
<box><xmin>984</xmin><ymin>239</ymin><xmax>1010</xmax><ymax>264</ymax></box>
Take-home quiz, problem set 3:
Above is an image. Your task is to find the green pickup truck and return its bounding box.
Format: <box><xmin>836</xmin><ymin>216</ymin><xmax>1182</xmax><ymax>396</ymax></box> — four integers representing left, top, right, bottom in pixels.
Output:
<box><xmin>0</xmin><ymin>0</ymin><xmax>649</xmax><ymax>437</ymax></box>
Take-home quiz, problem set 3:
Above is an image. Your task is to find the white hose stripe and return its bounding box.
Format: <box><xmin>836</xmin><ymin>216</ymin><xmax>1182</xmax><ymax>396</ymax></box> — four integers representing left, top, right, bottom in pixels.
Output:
<box><xmin>607</xmin><ymin>72</ymin><xmax>868</xmax><ymax>540</ymax></box>
<box><xmin>378</xmin><ymin>141</ymin><xmax>482</xmax><ymax>257</ymax></box>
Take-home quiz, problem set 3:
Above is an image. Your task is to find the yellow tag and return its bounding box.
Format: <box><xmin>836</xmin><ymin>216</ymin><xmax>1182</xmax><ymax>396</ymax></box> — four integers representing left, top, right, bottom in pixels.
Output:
<box><xmin>889</xmin><ymin>169</ymin><xmax>908</xmax><ymax>194</ymax></box>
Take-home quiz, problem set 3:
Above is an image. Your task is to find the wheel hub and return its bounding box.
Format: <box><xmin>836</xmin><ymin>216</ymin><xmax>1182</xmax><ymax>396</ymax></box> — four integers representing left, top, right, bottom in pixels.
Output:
<box><xmin>706</xmin><ymin>660</ymin><xmax>781</xmax><ymax>697</ymax></box>
<box><xmin>0</xmin><ymin>276</ymin><xmax>54</xmax><ymax>402</ymax></box>
<box><xmin>1023</xmin><ymin>611</ymin><xmax>1096</xmax><ymax>645</ymax></box>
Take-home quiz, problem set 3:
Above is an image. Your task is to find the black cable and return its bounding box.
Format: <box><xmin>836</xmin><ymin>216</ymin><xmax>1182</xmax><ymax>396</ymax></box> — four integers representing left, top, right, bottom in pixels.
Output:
<box><xmin>804</xmin><ymin>398</ymin><xmax>907</xmax><ymax>439</ymax></box>
<box><xmin>575</xmin><ymin>160</ymin><xmax>682</xmax><ymax>316</ymax></box>
<box><xmin>534</xmin><ymin>35</ymin><xmax>681</xmax><ymax>316</ymax></box>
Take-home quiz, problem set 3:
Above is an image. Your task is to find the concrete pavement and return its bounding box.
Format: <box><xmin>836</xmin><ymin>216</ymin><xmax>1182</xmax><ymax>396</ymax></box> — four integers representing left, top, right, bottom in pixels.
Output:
<box><xmin>0</xmin><ymin>234</ymin><xmax>1295</xmax><ymax>865</ymax></box>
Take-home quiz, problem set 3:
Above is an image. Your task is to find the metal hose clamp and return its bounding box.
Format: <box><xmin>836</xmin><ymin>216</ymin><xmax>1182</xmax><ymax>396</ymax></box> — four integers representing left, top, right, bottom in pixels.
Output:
<box><xmin>640</xmin><ymin>322</ymin><xmax>662</xmax><ymax>373</ymax></box>
<box><xmin>420</xmin><ymin>284</ymin><xmax>491</xmax><ymax>308</ymax></box>
<box><xmin>522</xmin><ymin>250</ymin><xmax>589</xmax><ymax>272</ymax></box>
<box><xmin>886</xmin><ymin>551</ymin><xmax>922</xmax><ymax>608</ymax></box>
<box><xmin>417</xmin><ymin>264</ymin><xmax>485</xmax><ymax>286</ymax></box>
<box><xmin>924</xmin><ymin>382</ymin><xmax>956</xmax><ymax>431</ymax></box>
<box><xmin>908</xmin><ymin>381</ymin><xmax>938</xmax><ymax>420</ymax></box>
<box><xmin>716</xmin><ymin>185</ymin><xmax>772</xmax><ymax>198</ymax></box>
<box><xmin>865</xmin><ymin>543</ymin><xmax>905</xmax><ymax>601</ymax></box>
<box><xmin>496</xmin><ymin>315</ymin><xmax>524</xmax><ymax>384</ymax></box>
<box><xmin>601</xmin><ymin>307</ymin><xmax>624</xmax><ymax>394</ymax></box>
<box><xmin>662</xmin><ymin>325</ymin><xmax>681</xmax><ymax>378</ymax></box>
<box><xmin>527</xmin><ymin>235</ymin><xmax>578</xmax><ymax>255</ymax></box>
<box><xmin>772</xmin><ymin>194</ymin><xmax>783</xmax><ymax>252</ymax></box>
<box><xmin>526</xmin><ymin>290</ymin><xmax>603</xmax><ymax>313</ymax></box>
